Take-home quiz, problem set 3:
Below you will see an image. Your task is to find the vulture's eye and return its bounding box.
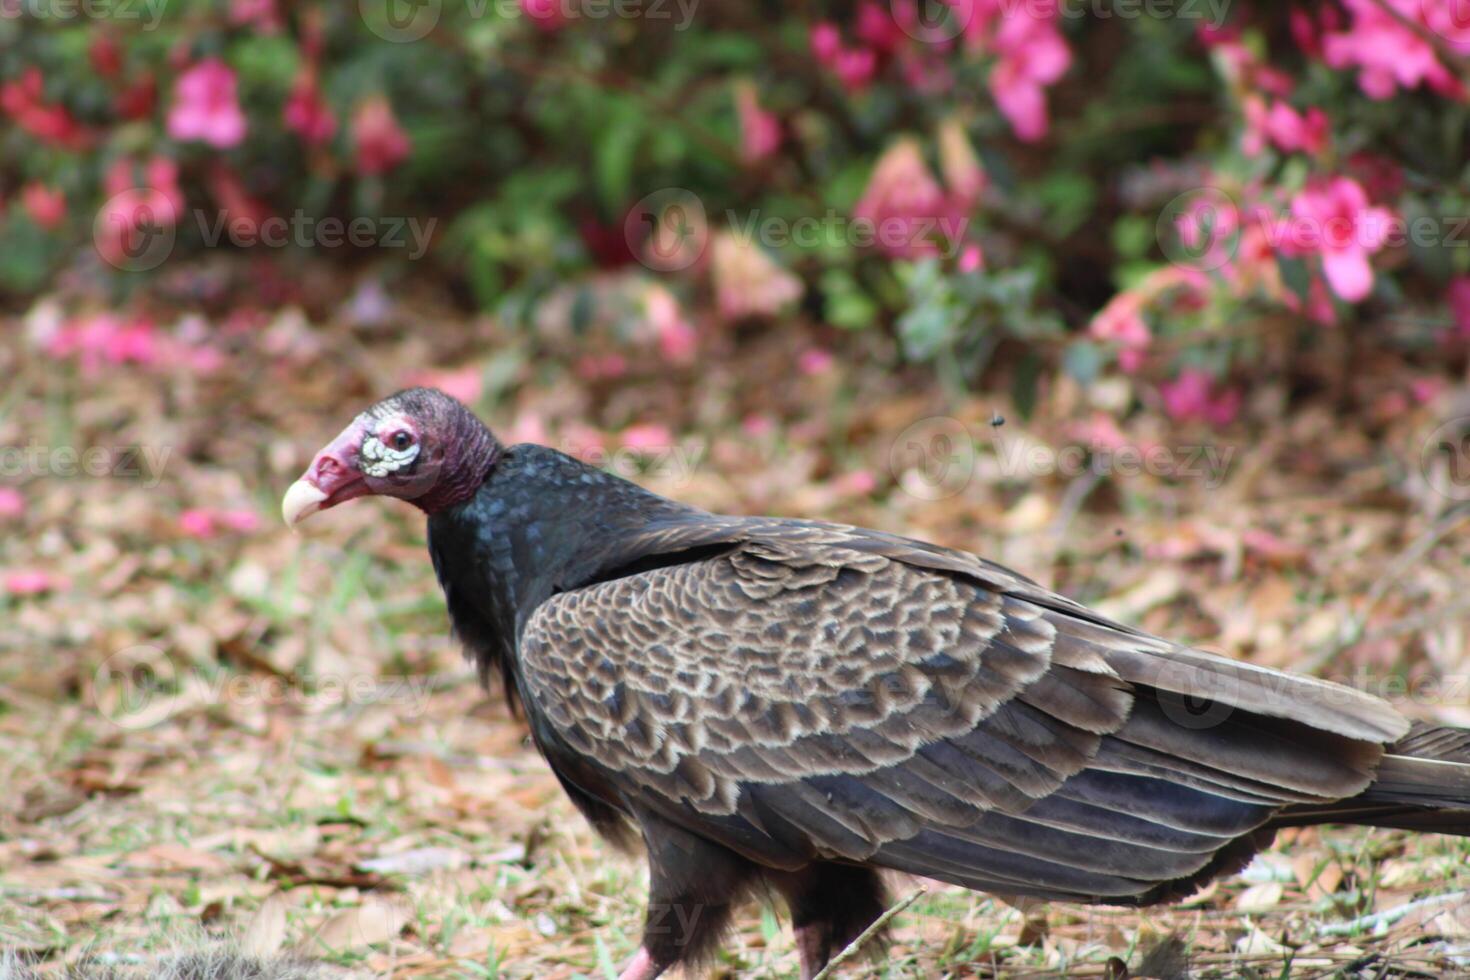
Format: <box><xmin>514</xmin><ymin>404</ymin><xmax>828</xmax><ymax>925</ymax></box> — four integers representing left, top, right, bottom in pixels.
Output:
<box><xmin>392</xmin><ymin>431</ymin><xmax>413</xmax><ymax>451</ymax></box>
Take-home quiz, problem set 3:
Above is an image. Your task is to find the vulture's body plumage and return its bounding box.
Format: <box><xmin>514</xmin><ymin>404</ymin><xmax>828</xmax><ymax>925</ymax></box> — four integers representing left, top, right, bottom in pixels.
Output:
<box><xmin>285</xmin><ymin>389</ymin><xmax>1470</xmax><ymax>980</ymax></box>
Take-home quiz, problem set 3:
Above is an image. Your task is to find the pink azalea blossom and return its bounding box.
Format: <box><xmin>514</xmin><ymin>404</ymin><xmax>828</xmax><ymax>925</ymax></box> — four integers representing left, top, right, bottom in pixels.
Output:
<box><xmin>167</xmin><ymin>59</ymin><xmax>247</xmax><ymax>148</ymax></box>
<box><xmin>230</xmin><ymin>0</ymin><xmax>281</xmax><ymax>32</ymax></box>
<box><xmin>1088</xmin><ymin>293</ymin><xmax>1150</xmax><ymax>373</ymax></box>
<box><xmin>810</xmin><ymin>22</ymin><xmax>843</xmax><ymax>64</ymax></box>
<box><xmin>45</xmin><ymin>314</ymin><xmax>160</xmax><ymax>373</ymax></box>
<box><xmin>833</xmin><ymin>48</ymin><xmax>878</xmax><ymax>91</ymax></box>
<box><xmin>710</xmin><ymin>232</ymin><xmax>803</xmax><ymax>320</ymax></box>
<box><xmin>957</xmin><ymin>242</ymin><xmax>985</xmax><ymax>273</ymax></box>
<box><xmin>988</xmin><ymin>10</ymin><xmax>1070</xmax><ymax>142</ymax></box>
<box><xmin>4</xmin><ymin>570</ymin><xmax>66</xmax><ymax>596</ymax></box>
<box><xmin>1243</xmin><ymin>97</ymin><xmax>1328</xmax><ymax>156</ymax></box>
<box><xmin>798</xmin><ymin>348</ymin><xmax>835</xmax><ymax>375</ymax></box>
<box><xmin>1282</xmin><ymin>177</ymin><xmax>1394</xmax><ymax>302</ymax></box>
<box><xmin>1322</xmin><ymin>0</ymin><xmax>1460</xmax><ymax>99</ymax></box>
<box><xmin>179</xmin><ymin>509</ymin><xmax>217</xmax><ymax>539</ymax></box>
<box><xmin>220</xmin><ymin>510</ymin><xmax>261</xmax><ymax>532</ymax></box>
<box><xmin>834</xmin><ymin>469</ymin><xmax>878</xmax><ymax>496</ymax></box>
<box><xmin>1159</xmin><ymin>368</ymin><xmax>1242</xmax><ymax>427</ymax></box>
<box><xmin>1448</xmin><ymin>276</ymin><xmax>1470</xmax><ymax>337</ymax></box>
<box><xmin>352</xmin><ymin>96</ymin><xmax>411</xmax><ymax>175</ymax></box>
<box><xmin>180</xmin><ymin>508</ymin><xmax>259</xmax><ymax>539</ymax></box>
<box><xmin>0</xmin><ymin>488</ymin><xmax>23</xmax><ymax>519</ymax></box>
<box><xmin>95</xmin><ymin>156</ymin><xmax>183</xmax><ymax>270</ymax></box>
<box><xmin>734</xmin><ymin>82</ymin><xmax>781</xmax><ymax>165</ymax></box>
<box><xmin>283</xmin><ymin>68</ymin><xmax>336</xmax><ymax>146</ymax></box>
<box><xmin>1411</xmin><ymin>377</ymin><xmax>1446</xmax><ymax>404</ymax></box>
<box><xmin>621</xmin><ymin>423</ymin><xmax>674</xmax><ymax>452</ymax></box>
<box><xmin>853</xmin><ymin>138</ymin><xmax>966</xmax><ymax>259</ymax></box>
<box><xmin>742</xmin><ymin>414</ymin><xmax>776</xmax><ymax>438</ymax></box>
<box><xmin>645</xmin><ymin>285</ymin><xmax>697</xmax><ymax>364</ymax></box>
<box><xmin>854</xmin><ymin>2</ymin><xmax>906</xmax><ymax>55</ymax></box>
<box><xmin>411</xmin><ymin>365</ymin><xmax>483</xmax><ymax>404</ymax></box>
<box><xmin>21</xmin><ymin>183</ymin><xmax>64</xmax><ymax>230</ymax></box>
<box><xmin>521</xmin><ymin>0</ymin><xmax>566</xmax><ymax>30</ymax></box>
<box><xmin>0</xmin><ymin>67</ymin><xmax>89</xmax><ymax>148</ymax></box>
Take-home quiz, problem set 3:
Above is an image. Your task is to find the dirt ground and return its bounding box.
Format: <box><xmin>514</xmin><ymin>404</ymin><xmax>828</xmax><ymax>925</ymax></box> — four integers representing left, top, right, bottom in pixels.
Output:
<box><xmin>3</xmin><ymin>287</ymin><xmax>1470</xmax><ymax>978</ymax></box>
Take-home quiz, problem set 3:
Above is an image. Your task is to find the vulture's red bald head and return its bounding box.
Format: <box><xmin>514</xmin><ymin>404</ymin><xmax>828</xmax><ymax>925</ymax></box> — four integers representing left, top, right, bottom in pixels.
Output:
<box><xmin>283</xmin><ymin>387</ymin><xmax>500</xmax><ymax>527</ymax></box>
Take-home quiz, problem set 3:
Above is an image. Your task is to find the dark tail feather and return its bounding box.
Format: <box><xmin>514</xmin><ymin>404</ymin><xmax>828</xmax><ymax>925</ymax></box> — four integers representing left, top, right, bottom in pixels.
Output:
<box><xmin>1275</xmin><ymin>723</ymin><xmax>1470</xmax><ymax>835</ymax></box>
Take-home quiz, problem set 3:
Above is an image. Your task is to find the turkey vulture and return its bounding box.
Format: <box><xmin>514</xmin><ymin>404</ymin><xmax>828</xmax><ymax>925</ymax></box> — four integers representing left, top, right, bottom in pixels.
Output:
<box><xmin>283</xmin><ymin>388</ymin><xmax>1470</xmax><ymax>980</ymax></box>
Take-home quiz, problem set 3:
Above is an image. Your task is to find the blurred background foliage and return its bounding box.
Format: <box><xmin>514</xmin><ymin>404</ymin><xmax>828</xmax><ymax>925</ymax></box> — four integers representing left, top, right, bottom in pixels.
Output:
<box><xmin>4</xmin><ymin>0</ymin><xmax>1470</xmax><ymax>416</ymax></box>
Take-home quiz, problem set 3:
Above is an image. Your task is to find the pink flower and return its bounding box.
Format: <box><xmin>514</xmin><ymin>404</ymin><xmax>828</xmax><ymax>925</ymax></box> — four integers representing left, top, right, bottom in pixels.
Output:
<box><xmin>21</xmin><ymin>183</ymin><xmax>64</xmax><ymax>230</ymax></box>
<box><xmin>230</xmin><ymin>0</ymin><xmax>281</xmax><ymax>32</ymax></box>
<box><xmin>1284</xmin><ymin>177</ymin><xmax>1394</xmax><ymax>302</ymax></box>
<box><xmin>180</xmin><ymin>508</ymin><xmax>258</xmax><ymax>539</ymax></box>
<box><xmin>834</xmin><ymin>469</ymin><xmax>878</xmax><ymax>496</ymax></box>
<box><xmin>1448</xmin><ymin>277</ymin><xmax>1470</xmax><ymax>336</ymax></box>
<box><xmin>1323</xmin><ymin>0</ymin><xmax>1459</xmax><ymax>99</ymax></box>
<box><xmin>645</xmin><ymin>285</ymin><xmax>697</xmax><ymax>364</ymax></box>
<box><xmin>854</xmin><ymin>2</ymin><xmax>906</xmax><ymax>55</ymax></box>
<box><xmin>988</xmin><ymin>11</ymin><xmax>1070</xmax><ymax>142</ymax></box>
<box><xmin>520</xmin><ymin>0</ymin><xmax>566</xmax><ymax>30</ymax></box>
<box><xmin>621</xmin><ymin>423</ymin><xmax>673</xmax><ymax>452</ymax></box>
<box><xmin>4</xmin><ymin>570</ymin><xmax>65</xmax><ymax>596</ymax></box>
<box><xmin>742</xmin><ymin>414</ymin><xmax>776</xmax><ymax>437</ymax></box>
<box><xmin>220</xmin><ymin>510</ymin><xmax>261</xmax><ymax>533</ymax></box>
<box><xmin>1159</xmin><ymin>368</ymin><xmax>1241</xmax><ymax>426</ymax></box>
<box><xmin>810</xmin><ymin>22</ymin><xmax>843</xmax><ymax>64</ymax></box>
<box><xmin>0</xmin><ymin>67</ymin><xmax>89</xmax><ymax>148</ymax></box>
<box><xmin>283</xmin><ymin>68</ymin><xmax>336</xmax><ymax>146</ymax></box>
<box><xmin>798</xmin><ymin>347</ymin><xmax>834</xmax><ymax>375</ymax></box>
<box><xmin>167</xmin><ymin>59</ymin><xmax>247</xmax><ymax>148</ymax></box>
<box><xmin>180</xmin><ymin>509</ymin><xmax>218</xmax><ymax>539</ymax></box>
<box><xmin>0</xmin><ymin>488</ymin><xmax>23</xmax><ymax>519</ymax></box>
<box><xmin>45</xmin><ymin>314</ymin><xmax>161</xmax><ymax>374</ymax></box>
<box><xmin>734</xmin><ymin>82</ymin><xmax>781</xmax><ymax>165</ymax></box>
<box><xmin>1089</xmin><ymin>293</ymin><xmax>1150</xmax><ymax>373</ymax></box>
<box><xmin>833</xmin><ymin>48</ymin><xmax>878</xmax><ymax>92</ymax></box>
<box><xmin>1244</xmin><ymin>97</ymin><xmax>1329</xmax><ymax>156</ymax></box>
<box><xmin>410</xmin><ymin>365</ymin><xmax>483</xmax><ymax>404</ymax></box>
<box><xmin>95</xmin><ymin>156</ymin><xmax>183</xmax><ymax>270</ymax></box>
<box><xmin>853</xmin><ymin>138</ymin><xmax>964</xmax><ymax>259</ymax></box>
<box><xmin>710</xmin><ymin>232</ymin><xmax>803</xmax><ymax>320</ymax></box>
<box><xmin>957</xmin><ymin>242</ymin><xmax>984</xmax><ymax>273</ymax></box>
<box><xmin>352</xmin><ymin>96</ymin><xmax>411</xmax><ymax>175</ymax></box>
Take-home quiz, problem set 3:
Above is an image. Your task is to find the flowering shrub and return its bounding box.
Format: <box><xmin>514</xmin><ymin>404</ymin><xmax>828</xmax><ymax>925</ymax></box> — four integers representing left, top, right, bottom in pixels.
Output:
<box><xmin>3</xmin><ymin>1</ymin><xmax>1469</xmax><ymax>422</ymax></box>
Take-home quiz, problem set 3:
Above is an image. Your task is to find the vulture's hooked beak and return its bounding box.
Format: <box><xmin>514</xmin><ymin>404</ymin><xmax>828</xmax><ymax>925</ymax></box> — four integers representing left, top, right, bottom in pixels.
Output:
<box><xmin>282</xmin><ymin>421</ymin><xmax>372</xmax><ymax>529</ymax></box>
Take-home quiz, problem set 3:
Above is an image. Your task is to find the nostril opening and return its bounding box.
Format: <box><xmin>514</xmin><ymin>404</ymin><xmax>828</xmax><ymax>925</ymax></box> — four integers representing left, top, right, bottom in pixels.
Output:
<box><xmin>315</xmin><ymin>457</ymin><xmax>342</xmax><ymax>479</ymax></box>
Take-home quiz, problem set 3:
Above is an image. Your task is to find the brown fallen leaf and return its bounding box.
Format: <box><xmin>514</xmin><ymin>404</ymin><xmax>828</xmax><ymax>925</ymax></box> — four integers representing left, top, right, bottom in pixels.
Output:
<box><xmin>303</xmin><ymin>897</ymin><xmax>408</xmax><ymax>953</ymax></box>
<box><xmin>240</xmin><ymin>893</ymin><xmax>288</xmax><ymax>958</ymax></box>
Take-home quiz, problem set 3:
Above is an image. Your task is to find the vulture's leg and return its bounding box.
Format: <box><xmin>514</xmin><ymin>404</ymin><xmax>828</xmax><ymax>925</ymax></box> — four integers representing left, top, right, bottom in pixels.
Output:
<box><xmin>774</xmin><ymin>863</ymin><xmax>889</xmax><ymax>980</ymax></box>
<box><xmin>621</xmin><ymin>808</ymin><xmax>758</xmax><ymax>979</ymax></box>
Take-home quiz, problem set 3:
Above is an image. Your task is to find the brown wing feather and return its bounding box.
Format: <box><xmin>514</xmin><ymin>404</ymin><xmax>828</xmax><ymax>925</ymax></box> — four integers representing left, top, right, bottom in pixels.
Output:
<box><xmin>521</xmin><ymin>520</ymin><xmax>1408</xmax><ymax>902</ymax></box>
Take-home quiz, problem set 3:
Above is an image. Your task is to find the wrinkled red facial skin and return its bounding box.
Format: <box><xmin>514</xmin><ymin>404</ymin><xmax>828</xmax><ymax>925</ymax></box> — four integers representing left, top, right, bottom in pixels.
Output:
<box><xmin>298</xmin><ymin>419</ymin><xmax>373</xmax><ymax>511</ymax></box>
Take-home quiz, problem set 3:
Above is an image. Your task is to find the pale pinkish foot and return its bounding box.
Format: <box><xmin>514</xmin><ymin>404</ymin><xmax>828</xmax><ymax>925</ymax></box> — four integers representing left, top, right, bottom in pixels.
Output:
<box><xmin>794</xmin><ymin>925</ymin><xmax>827</xmax><ymax>980</ymax></box>
<box><xmin>617</xmin><ymin>947</ymin><xmax>664</xmax><ymax>980</ymax></box>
